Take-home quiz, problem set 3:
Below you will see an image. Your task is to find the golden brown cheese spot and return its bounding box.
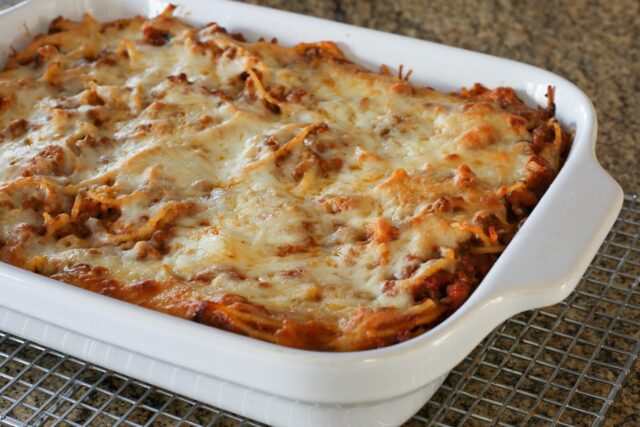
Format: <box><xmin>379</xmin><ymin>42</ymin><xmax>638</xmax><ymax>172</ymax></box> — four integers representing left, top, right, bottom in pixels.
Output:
<box><xmin>454</xmin><ymin>164</ymin><xmax>477</xmax><ymax>188</ymax></box>
<box><xmin>0</xmin><ymin>93</ymin><xmax>13</xmax><ymax>114</ymax></box>
<box><xmin>22</xmin><ymin>145</ymin><xmax>71</xmax><ymax>177</ymax></box>
<box><xmin>458</xmin><ymin>124</ymin><xmax>495</xmax><ymax>149</ymax></box>
<box><xmin>378</xmin><ymin>168</ymin><xmax>410</xmax><ymax>188</ymax></box>
<box><xmin>321</xmin><ymin>195</ymin><xmax>357</xmax><ymax>213</ymax></box>
<box><xmin>4</xmin><ymin>119</ymin><xmax>28</xmax><ymax>138</ymax></box>
<box><xmin>34</xmin><ymin>45</ymin><xmax>59</xmax><ymax>66</ymax></box>
<box><xmin>508</xmin><ymin>114</ymin><xmax>528</xmax><ymax>129</ymax></box>
<box><xmin>460</xmin><ymin>101</ymin><xmax>495</xmax><ymax>114</ymax></box>
<box><xmin>372</xmin><ymin>217</ymin><xmax>399</xmax><ymax>244</ymax></box>
<box><xmin>390</xmin><ymin>82</ymin><xmax>415</xmax><ymax>95</ymax></box>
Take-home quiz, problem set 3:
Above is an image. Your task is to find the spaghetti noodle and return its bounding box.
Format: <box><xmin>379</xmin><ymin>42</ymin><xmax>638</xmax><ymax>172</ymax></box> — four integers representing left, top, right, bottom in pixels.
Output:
<box><xmin>0</xmin><ymin>8</ymin><xmax>570</xmax><ymax>351</ymax></box>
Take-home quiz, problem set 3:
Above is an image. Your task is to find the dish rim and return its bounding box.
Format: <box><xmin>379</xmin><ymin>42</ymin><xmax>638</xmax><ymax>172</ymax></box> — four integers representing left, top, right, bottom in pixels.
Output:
<box><xmin>0</xmin><ymin>0</ymin><xmax>623</xmax><ymax>406</ymax></box>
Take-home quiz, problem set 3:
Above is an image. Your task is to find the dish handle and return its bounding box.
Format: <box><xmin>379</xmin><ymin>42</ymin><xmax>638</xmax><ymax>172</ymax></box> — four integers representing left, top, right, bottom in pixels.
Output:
<box><xmin>473</xmin><ymin>150</ymin><xmax>624</xmax><ymax>312</ymax></box>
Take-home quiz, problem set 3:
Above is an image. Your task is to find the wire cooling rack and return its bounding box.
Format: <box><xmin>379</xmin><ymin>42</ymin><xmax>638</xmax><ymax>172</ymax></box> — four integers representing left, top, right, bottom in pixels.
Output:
<box><xmin>0</xmin><ymin>194</ymin><xmax>638</xmax><ymax>427</ymax></box>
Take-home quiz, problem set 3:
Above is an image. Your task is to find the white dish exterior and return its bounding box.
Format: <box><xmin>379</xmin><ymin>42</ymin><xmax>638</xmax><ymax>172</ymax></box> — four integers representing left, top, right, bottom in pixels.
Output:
<box><xmin>0</xmin><ymin>0</ymin><xmax>623</xmax><ymax>426</ymax></box>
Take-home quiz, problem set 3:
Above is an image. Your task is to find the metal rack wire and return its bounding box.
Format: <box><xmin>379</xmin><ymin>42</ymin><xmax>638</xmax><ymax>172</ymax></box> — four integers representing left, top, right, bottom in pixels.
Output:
<box><xmin>1</xmin><ymin>196</ymin><xmax>638</xmax><ymax>427</ymax></box>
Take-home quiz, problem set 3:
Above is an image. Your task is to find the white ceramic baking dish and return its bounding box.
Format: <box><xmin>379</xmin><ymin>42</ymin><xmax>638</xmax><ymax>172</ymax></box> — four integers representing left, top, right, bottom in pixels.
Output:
<box><xmin>0</xmin><ymin>0</ymin><xmax>623</xmax><ymax>425</ymax></box>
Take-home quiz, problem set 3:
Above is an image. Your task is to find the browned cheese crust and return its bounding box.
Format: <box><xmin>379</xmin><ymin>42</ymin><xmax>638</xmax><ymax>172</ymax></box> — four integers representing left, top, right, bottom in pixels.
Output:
<box><xmin>0</xmin><ymin>7</ymin><xmax>571</xmax><ymax>351</ymax></box>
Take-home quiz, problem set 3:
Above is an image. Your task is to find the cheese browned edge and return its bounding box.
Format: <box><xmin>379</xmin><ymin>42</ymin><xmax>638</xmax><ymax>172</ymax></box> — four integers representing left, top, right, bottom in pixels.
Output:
<box><xmin>0</xmin><ymin>7</ymin><xmax>571</xmax><ymax>351</ymax></box>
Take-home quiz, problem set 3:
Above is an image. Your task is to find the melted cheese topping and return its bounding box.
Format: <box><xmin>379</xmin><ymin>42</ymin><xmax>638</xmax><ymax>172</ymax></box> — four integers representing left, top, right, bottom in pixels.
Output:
<box><xmin>0</xmin><ymin>11</ymin><xmax>565</xmax><ymax>351</ymax></box>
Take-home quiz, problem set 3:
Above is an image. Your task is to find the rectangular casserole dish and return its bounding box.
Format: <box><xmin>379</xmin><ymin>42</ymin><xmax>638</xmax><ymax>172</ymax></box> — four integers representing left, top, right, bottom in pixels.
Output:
<box><xmin>0</xmin><ymin>0</ymin><xmax>623</xmax><ymax>425</ymax></box>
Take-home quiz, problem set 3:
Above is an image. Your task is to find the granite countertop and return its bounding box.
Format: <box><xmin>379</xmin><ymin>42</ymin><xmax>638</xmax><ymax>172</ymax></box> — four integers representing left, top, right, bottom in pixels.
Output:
<box><xmin>0</xmin><ymin>0</ymin><xmax>637</xmax><ymax>425</ymax></box>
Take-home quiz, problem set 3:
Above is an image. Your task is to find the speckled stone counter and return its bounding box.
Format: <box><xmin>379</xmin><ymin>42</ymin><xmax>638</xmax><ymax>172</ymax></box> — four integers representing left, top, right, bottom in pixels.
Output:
<box><xmin>0</xmin><ymin>0</ymin><xmax>637</xmax><ymax>425</ymax></box>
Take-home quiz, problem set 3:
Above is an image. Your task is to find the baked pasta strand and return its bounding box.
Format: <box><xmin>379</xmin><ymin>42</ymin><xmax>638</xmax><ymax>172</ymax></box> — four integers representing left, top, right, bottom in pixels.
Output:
<box><xmin>0</xmin><ymin>7</ymin><xmax>571</xmax><ymax>351</ymax></box>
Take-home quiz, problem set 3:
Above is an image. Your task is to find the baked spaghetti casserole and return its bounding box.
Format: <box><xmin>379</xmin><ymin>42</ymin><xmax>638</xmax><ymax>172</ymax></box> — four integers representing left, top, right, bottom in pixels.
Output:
<box><xmin>0</xmin><ymin>7</ymin><xmax>571</xmax><ymax>351</ymax></box>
